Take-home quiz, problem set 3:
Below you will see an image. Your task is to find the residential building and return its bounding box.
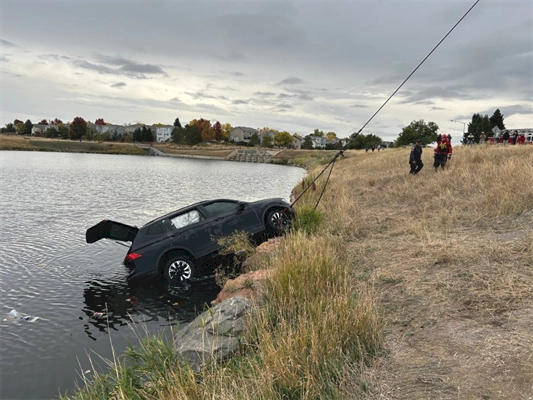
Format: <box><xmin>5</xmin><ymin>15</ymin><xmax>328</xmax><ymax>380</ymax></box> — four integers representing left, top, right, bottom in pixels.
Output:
<box><xmin>230</xmin><ymin>126</ymin><xmax>258</xmax><ymax>142</ymax></box>
<box><xmin>309</xmin><ymin>135</ymin><xmax>327</xmax><ymax>149</ymax></box>
<box><xmin>292</xmin><ymin>135</ymin><xmax>302</xmax><ymax>149</ymax></box>
<box><xmin>156</xmin><ymin>125</ymin><xmax>173</xmax><ymax>142</ymax></box>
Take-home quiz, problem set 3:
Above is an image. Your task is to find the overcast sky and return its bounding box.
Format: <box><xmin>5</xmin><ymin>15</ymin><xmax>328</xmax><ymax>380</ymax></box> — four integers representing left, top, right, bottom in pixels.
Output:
<box><xmin>1</xmin><ymin>0</ymin><xmax>531</xmax><ymax>143</ymax></box>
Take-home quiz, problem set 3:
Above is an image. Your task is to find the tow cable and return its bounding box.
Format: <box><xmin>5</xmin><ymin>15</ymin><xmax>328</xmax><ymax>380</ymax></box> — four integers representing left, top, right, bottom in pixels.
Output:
<box><xmin>290</xmin><ymin>0</ymin><xmax>480</xmax><ymax>211</ymax></box>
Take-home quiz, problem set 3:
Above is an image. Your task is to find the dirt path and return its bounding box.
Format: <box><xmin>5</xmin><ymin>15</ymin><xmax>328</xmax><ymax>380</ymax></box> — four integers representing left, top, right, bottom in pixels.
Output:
<box><xmin>349</xmin><ymin>225</ymin><xmax>533</xmax><ymax>399</ymax></box>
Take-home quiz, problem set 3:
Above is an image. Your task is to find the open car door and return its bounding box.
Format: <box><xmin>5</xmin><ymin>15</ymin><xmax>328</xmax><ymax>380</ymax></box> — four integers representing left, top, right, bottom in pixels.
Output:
<box><xmin>86</xmin><ymin>220</ymin><xmax>139</xmax><ymax>244</ymax></box>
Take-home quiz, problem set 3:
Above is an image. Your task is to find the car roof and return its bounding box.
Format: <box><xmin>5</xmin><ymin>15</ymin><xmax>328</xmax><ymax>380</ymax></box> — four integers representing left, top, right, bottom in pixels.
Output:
<box><xmin>142</xmin><ymin>198</ymin><xmax>244</xmax><ymax>227</ymax></box>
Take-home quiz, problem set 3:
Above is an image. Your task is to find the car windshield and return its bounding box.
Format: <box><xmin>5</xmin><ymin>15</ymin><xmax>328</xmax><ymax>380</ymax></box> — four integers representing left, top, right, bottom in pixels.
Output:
<box><xmin>170</xmin><ymin>209</ymin><xmax>203</xmax><ymax>230</ymax></box>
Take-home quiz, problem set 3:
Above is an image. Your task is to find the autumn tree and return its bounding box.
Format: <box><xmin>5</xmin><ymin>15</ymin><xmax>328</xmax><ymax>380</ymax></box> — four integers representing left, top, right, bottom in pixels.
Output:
<box><xmin>262</xmin><ymin>135</ymin><xmax>273</xmax><ymax>148</ymax></box>
<box><xmin>326</xmin><ymin>131</ymin><xmax>337</xmax><ymax>140</ymax></box>
<box><xmin>14</xmin><ymin>119</ymin><xmax>23</xmax><ymax>125</ymax></box>
<box><xmin>39</xmin><ymin>119</ymin><xmax>48</xmax><ymax>125</ymax></box>
<box><xmin>212</xmin><ymin>121</ymin><xmax>223</xmax><ymax>141</ymax></box>
<box><xmin>190</xmin><ymin>118</ymin><xmax>213</xmax><ymax>141</ymax></box>
<box><xmin>53</xmin><ymin>118</ymin><xmax>63</xmax><ymax>125</ymax></box>
<box><xmin>396</xmin><ymin>120</ymin><xmax>439</xmax><ymax>147</ymax></box>
<box><xmin>221</xmin><ymin>123</ymin><xmax>233</xmax><ymax>140</ymax></box>
<box><xmin>95</xmin><ymin>118</ymin><xmax>106</xmax><ymax>125</ymax></box>
<box><xmin>274</xmin><ymin>131</ymin><xmax>293</xmax><ymax>147</ymax></box>
<box><xmin>313</xmin><ymin>129</ymin><xmax>324</xmax><ymax>137</ymax></box>
<box><xmin>69</xmin><ymin>117</ymin><xmax>87</xmax><ymax>140</ymax></box>
<box><xmin>24</xmin><ymin>119</ymin><xmax>33</xmax><ymax>135</ymax></box>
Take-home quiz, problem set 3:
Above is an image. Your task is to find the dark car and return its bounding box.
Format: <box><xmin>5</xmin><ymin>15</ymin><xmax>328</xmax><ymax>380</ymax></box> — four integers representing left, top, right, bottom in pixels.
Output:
<box><xmin>86</xmin><ymin>198</ymin><xmax>294</xmax><ymax>284</ymax></box>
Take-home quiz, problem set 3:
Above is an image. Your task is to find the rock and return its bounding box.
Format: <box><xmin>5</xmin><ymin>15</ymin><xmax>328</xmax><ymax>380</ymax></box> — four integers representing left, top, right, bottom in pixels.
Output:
<box><xmin>213</xmin><ymin>269</ymin><xmax>273</xmax><ymax>304</ymax></box>
<box><xmin>174</xmin><ymin>296</ymin><xmax>252</xmax><ymax>371</ymax></box>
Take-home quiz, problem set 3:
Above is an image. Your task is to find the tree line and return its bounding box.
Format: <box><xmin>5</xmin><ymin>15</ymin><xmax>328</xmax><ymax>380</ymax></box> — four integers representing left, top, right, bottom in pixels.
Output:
<box><xmin>1</xmin><ymin>108</ymin><xmax>510</xmax><ymax>148</ymax></box>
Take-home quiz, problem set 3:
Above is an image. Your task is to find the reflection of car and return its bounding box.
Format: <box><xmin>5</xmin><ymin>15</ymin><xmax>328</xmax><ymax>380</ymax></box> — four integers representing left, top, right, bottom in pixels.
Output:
<box><xmin>86</xmin><ymin>198</ymin><xmax>294</xmax><ymax>284</ymax></box>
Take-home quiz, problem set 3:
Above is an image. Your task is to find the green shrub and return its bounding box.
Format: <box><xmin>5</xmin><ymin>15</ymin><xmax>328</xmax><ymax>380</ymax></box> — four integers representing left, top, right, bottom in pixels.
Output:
<box><xmin>293</xmin><ymin>205</ymin><xmax>323</xmax><ymax>234</ymax></box>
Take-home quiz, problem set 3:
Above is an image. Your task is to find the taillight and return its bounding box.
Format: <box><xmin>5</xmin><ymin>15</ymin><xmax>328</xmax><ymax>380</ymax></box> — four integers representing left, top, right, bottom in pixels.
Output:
<box><xmin>125</xmin><ymin>252</ymin><xmax>142</xmax><ymax>262</ymax></box>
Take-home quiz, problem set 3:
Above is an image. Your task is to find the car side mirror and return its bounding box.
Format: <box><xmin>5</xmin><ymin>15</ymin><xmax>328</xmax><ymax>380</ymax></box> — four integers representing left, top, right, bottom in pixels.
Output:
<box><xmin>236</xmin><ymin>202</ymin><xmax>246</xmax><ymax>214</ymax></box>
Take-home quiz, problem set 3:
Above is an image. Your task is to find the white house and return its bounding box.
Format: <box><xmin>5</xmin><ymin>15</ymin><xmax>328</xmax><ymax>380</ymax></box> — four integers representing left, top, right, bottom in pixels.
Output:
<box><xmin>309</xmin><ymin>135</ymin><xmax>327</xmax><ymax>149</ymax></box>
<box><xmin>156</xmin><ymin>125</ymin><xmax>173</xmax><ymax>142</ymax></box>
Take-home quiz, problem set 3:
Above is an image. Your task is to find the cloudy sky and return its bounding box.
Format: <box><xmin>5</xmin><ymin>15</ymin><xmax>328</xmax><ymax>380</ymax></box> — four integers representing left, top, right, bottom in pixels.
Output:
<box><xmin>1</xmin><ymin>0</ymin><xmax>531</xmax><ymax>143</ymax></box>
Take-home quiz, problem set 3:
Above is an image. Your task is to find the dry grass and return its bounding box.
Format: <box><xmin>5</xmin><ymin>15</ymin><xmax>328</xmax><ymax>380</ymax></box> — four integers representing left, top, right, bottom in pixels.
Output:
<box><xmin>0</xmin><ymin>134</ymin><xmax>146</xmax><ymax>155</ymax></box>
<box><xmin>327</xmin><ymin>145</ymin><xmax>533</xmax><ymax>399</ymax></box>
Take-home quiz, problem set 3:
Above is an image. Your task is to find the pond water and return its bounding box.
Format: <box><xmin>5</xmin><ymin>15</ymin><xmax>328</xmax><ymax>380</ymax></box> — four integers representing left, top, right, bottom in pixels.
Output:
<box><xmin>0</xmin><ymin>151</ymin><xmax>305</xmax><ymax>400</ymax></box>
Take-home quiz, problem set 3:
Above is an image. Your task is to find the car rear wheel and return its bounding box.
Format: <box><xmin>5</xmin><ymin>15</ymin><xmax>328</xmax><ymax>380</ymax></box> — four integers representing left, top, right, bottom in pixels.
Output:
<box><xmin>266</xmin><ymin>208</ymin><xmax>292</xmax><ymax>236</ymax></box>
<box><xmin>164</xmin><ymin>255</ymin><xmax>195</xmax><ymax>283</ymax></box>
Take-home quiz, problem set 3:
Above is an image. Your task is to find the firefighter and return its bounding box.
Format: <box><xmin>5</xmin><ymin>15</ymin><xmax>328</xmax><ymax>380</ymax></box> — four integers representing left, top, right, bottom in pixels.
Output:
<box><xmin>434</xmin><ymin>134</ymin><xmax>452</xmax><ymax>171</ymax></box>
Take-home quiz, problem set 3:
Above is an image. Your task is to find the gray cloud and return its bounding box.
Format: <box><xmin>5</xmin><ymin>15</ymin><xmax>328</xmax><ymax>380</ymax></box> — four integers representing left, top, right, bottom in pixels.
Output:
<box><xmin>279</xmin><ymin>77</ymin><xmax>304</xmax><ymax>85</ymax></box>
<box><xmin>1</xmin><ymin>39</ymin><xmax>20</xmax><ymax>48</ymax></box>
<box><xmin>232</xmin><ymin>100</ymin><xmax>248</xmax><ymax>105</ymax></box>
<box><xmin>350</xmin><ymin>104</ymin><xmax>368</xmax><ymax>108</ymax></box>
<box><xmin>70</xmin><ymin>55</ymin><xmax>167</xmax><ymax>79</ymax></box>
<box><xmin>254</xmin><ymin>92</ymin><xmax>275</xmax><ymax>97</ymax></box>
<box><xmin>110</xmin><ymin>82</ymin><xmax>127</xmax><ymax>88</ymax></box>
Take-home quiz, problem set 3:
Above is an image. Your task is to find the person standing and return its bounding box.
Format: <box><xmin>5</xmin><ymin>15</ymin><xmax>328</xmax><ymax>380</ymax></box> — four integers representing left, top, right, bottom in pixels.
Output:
<box><xmin>467</xmin><ymin>133</ymin><xmax>474</xmax><ymax>146</ymax></box>
<box><xmin>479</xmin><ymin>131</ymin><xmax>486</xmax><ymax>144</ymax></box>
<box><xmin>502</xmin><ymin>130</ymin><xmax>510</xmax><ymax>145</ymax></box>
<box><xmin>433</xmin><ymin>134</ymin><xmax>452</xmax><ymax>171</ymax></box>
<box><xmin>409</xmin><ymin>139</ymin><xmax>424</xmax><ymax>175</ymax></box>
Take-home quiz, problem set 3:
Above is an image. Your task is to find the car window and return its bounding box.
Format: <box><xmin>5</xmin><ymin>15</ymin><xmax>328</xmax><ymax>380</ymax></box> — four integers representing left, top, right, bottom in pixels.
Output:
<box><xmin>170</xmin><ymin>209</ymin><xmax>203</xmax><ymax>230</ymax></box>
<box><xmin>146</xmin><ymin>221</ymin><xmax>167</xmax><ymax>236</ymax></box>
<box><xmin>203</xmin><ymin>201</ymin><xmax>239</xmax><ymax>218</ymax></box>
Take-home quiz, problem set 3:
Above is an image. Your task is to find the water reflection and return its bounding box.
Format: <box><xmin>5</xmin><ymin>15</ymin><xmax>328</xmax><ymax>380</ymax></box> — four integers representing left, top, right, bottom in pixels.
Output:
<box><xmin>81</xmin><ymin>278</ymin><xmax>221</xmax><ymax>341</ymax></box>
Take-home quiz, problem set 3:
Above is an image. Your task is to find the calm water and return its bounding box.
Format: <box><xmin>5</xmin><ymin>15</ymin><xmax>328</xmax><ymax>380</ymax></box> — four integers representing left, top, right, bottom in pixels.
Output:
<box><xmin>0</xmin><ymin>151</ymin><xmax>305</xmax><ymax>400</ymax></box>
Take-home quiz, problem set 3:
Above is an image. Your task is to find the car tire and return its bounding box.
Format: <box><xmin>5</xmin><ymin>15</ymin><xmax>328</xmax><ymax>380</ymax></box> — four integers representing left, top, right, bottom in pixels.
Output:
<box><xmin>266</xmin><ymin>208</ymin><xmax>292</xmax><ymax>237</ymax></box>
<box><xmin>164</xmin><ymin>255</ymin><xmax>195</xmax><ymax>283</ymax></box>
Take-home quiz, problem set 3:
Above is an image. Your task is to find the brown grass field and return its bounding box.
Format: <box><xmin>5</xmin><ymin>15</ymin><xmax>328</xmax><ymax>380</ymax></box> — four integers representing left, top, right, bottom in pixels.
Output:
<box><xmin>324</xmin><ymin>144</ymin><xmax>533</xmax><ymax>399</ymax></box>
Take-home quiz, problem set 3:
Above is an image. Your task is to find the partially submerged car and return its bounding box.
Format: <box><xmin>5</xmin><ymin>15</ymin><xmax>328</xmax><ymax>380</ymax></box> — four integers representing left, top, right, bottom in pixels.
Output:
<box><xmin>86</xmin><ymin>198</ymin><xmax>294</xmax><ymax>284</ymax></box>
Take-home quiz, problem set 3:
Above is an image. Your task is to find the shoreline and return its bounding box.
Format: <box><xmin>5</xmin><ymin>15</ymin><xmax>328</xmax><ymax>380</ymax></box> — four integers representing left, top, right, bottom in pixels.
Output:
<box><xmin>0</xmin><ymin>134</ymin><xmax>347</xmax><ymax>169</ymax></box>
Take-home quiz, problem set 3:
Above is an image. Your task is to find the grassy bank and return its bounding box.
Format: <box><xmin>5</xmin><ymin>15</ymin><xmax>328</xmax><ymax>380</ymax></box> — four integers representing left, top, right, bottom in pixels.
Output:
<box><xmin>0</xmin><ymin>135</ymin><xmax>146</xmax><ymax>155</ymax></box>
<box><xmin>64</xmin><ymin>144</ymin><xmax>533</xmax><ymax>399</ymax></box>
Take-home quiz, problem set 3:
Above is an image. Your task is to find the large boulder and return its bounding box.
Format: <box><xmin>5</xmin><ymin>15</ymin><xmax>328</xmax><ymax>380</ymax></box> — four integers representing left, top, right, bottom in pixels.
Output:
<box><xmin>174</xmin><ymin>296</ymin><xmax>252</xmax><ymax>371</ymax></box>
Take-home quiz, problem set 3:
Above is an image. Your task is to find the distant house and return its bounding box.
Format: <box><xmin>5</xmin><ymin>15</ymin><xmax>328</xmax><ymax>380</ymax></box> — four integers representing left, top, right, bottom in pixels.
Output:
<box><xmin>108</xmin><ymin>125</ymin><xmax>126</xmax><ymax>137</ymax></box>
<box><xmin>156</xmin><ymin>125</ymin><xmax>173</xmax><ymax>142</ymax></box>
<box><xmin>230</xmin><ymin>126</ymin><xmax>258</xmax><ymax>143</ymax></box>
<box><xmin>382</xmin><ymin>141</ymin><xmax>393</xmax><ymax>148</ymax></box>
<box><xmin>124</xmin><ymin>124</ymin><xmax>143</xmax><ymax>134</ymax></box>
<box><xmin>31</xmin><ymin>124</ymin><xmax>49</xmax><ymax>135</ymax></box>
<box><xmin>292</xmin><ymin>135</ymin><xmax>302</xmax><ymax>150</ymax></box>
<box><xmin>94</xmin><ymin>124</ymin><xmax>110</xmax><ymax>134</ymax></box>
<box><xmin>309</xmin><ymin>135</ymin><xmax>326</xmax><ymax>149</ymax></box>
<box><xmin>259</xmin><ymin>131</ymin><xmax>275</xmax><ymax>146</ymax></box>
